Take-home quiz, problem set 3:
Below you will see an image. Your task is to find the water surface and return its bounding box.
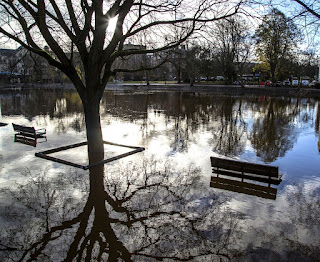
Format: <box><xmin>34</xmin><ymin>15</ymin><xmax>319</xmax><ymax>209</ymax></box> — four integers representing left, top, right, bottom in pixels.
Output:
<box><xmin>0</xmin><ymin>89</ymin><xmax>319</xmax><ymax>261</ymax></box>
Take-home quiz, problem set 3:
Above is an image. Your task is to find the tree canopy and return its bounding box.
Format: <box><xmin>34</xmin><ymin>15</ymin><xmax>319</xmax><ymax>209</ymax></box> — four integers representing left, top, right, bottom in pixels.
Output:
<box><xmin>254</xmin><ymin>8</ymin><xmax>301</xmax><ymax>82</ymax></box>
<box><xmin>0</xmin><ymin>1</ymin><xmax>243</xmax><ymax>102</ymax></box>
<box><xmin>213</xmin><ymin>15</ymin><xmax>251</xmax><ymax>84</ymax></box>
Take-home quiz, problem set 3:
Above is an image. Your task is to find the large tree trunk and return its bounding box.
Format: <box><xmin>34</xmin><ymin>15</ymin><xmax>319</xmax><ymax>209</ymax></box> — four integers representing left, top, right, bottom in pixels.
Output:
<box><xmin>83</xmin><ymin>99</ymin><xmax>105</xmax><ymax>196</ymax></box>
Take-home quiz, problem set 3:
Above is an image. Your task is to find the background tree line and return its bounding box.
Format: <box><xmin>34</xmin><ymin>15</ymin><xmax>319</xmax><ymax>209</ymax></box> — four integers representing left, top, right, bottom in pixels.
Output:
<box><xmin>2</xmin><ymin>8</ymin><xmax>318</xmax><ymax>86</ymax></box>
<box><xmin>172</xmin><ymin>8</ymin><xmax>319</xmax><ymax>85</ymax></box>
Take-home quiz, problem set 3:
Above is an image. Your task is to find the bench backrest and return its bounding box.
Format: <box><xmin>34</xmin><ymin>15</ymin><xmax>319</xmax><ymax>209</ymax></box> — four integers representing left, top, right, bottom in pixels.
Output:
<box><xmin>210</xmin><ymin>156</ymin><xmax>278</xmax><ymax>178</ymax></box>
<box><xmin>12</xmin><ymin>123</ymin><xmax>36</xmax><ymax>135</ymax></box>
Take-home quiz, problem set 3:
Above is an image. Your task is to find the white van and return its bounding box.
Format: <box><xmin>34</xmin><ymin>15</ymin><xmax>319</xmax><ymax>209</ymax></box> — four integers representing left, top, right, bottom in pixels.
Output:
<box><xmin>292</xmin><ymin>77</ymin><xmax>299</xmax><ymax>86</ymax></box>
<box><xmin>301</xmin><ymin>79</ymin><xmax>309</xmax><ymax>86</ymax></box>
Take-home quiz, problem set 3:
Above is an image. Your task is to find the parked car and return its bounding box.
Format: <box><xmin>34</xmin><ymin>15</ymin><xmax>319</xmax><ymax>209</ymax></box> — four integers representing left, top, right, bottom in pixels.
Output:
<box><xmin>301</xmin><ymin>79</ymin><xmax>309</xmax><ymax>86</ymax></box>
<box><xmin>292</xmin><ymin>77</ymin><xmax>299</xmax><ymax>86</ymax></box>
<box><xmin>265</xmin><ymin>80</ymin><xmax>272</xmax><ymax>87</ymax></box>
<box><xmin>310</xmin><ymin>80</ymin><xmax>320</xmax><ymax>89</ymax></box>
<box><xmin>283</xmin><ymin>80</ymin><xmax>290</xmax><ymax>86</ymax></box>
<box><xmin>275</xmin><ymin>81</ymin><xmax>283</xmax><ymax>87</ymax></box>
<box><xmin>309</xmin><ymin>80</ymin><xmax>318</xmax><ymax>87</ymax></box>
<box><xmin>216</xmin><ymin>76</ymin><xmax>224</xmax><ymax>81</ymax></box>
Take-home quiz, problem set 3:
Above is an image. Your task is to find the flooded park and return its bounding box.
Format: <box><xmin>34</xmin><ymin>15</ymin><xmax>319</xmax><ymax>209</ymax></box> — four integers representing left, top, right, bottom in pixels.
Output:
<box><xmin>0</xmin><ymin>87</ymin><xmax>320</xmax><ymax>261</ymax></box>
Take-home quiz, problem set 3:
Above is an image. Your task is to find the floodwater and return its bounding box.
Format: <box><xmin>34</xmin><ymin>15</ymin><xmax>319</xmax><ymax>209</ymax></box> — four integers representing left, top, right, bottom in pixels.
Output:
<box><xmin>0</xmin><ymin>88</ymin><xmax>319</xmax><ymax>261</ymax></box>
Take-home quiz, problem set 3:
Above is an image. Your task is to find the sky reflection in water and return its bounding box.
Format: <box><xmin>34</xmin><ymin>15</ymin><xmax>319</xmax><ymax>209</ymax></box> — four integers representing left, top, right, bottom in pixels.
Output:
<box><xmin>0</xmin><ymin>89</ymin><xmax>319</xmax><ymax>261</ymax></box>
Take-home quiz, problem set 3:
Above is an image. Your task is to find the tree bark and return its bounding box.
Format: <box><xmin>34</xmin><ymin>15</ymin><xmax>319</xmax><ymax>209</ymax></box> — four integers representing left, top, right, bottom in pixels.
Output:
<box><xmin>83</xmin><ymin>99</ymin><xmax>105</xmax><ymax>195</ymax></box>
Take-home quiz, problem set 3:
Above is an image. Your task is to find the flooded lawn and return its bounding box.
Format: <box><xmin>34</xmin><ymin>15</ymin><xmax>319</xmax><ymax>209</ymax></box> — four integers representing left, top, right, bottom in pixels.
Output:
<box><xmin>0</xmin><ymin>88</ymin><xmax>320</xmax><ymax>261</ymax></box>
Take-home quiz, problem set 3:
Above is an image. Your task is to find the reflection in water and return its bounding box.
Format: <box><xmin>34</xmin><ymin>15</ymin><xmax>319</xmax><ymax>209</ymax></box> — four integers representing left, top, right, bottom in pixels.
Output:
<box><xmin>250</xmin><ymin>99</ymin><xmax>297</xmax><ymax>163</ymax></box>
<box><xmin>0</xmin><ymin>89</ymin><xmax>85</xmax><ymax>133</ymax></box>
<box><xmin>241</xmin><ymin>184</ymin><xmax>320</xmax><ymax>262</ymax></box>
<box><xmin>210</xmin><ymin>97</ymin><xmax>246</xmax><ymax>157</ymax></box>
<box><xmin>316</xmin><ymin>102</ymin><xmax>320</xmax><ymax>152</ymax></box>
<box><xmin>0</xmin><ymin>162</ymin><xmax>242</xmax><ymax>261</ymax></box>
<box><xmin>14</xmin><ymin>134</ymin><xmax>47</xmax><ymax>147</ymax></box>
<box><xmin>0</xmin><ymin>161</ymin><xmax>319</xmax><ymax>261</ymax></box>
<box><xmin>14</xmin><ymin>134</ymin><xmax>37</xmax><ymax>147</ymax></box>
<box><xmin>210</xmin><ymin>176</ymin><xmax>278</xmax><ymax>200</ymax></box>
<box><xmin>1</xmin><ymin>90</ymin><xmax>320</xmax><ymax>261</ymax></box>
<box><xmin>101</xmin><ymin>93</ymin><xmax>318</xmax><ymax>163</ymax></box>
<box><xmin>1</xmin><ymin>90</ymin><xmax>318</xmax><ymax>163</ymax></box>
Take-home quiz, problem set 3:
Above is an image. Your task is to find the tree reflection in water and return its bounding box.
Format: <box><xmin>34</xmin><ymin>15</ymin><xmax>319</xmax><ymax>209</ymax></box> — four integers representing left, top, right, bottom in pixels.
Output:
<box><xmin>250</xmin><ymin>99</ymin><xmax>298</xmax><ymax>163</ymax></box>
<box><xmin>1</xmin><ymin>91</ymin><xmax>318</xmax><ymax>162</ymax></box>
<box><xmin>0</xmin><ymin>160</ymin><xmax>241</xmax><ymax>261</ymax></box>
<box><xmin>1</xmin><ymin>163</ymin><xmax>319</xmax><ymax>261</ymax></box>
<box><xmin>1</xmin><ymin>92</ymin><xmax>320</xmax><ymax>261</ymax></box>
<box><xmin>241</xmin><ymin>184</ymin><xmax>320</xmax><ymax>262</ymax></box>
<box><xmin>316</xmin><ymin>102</ymin><xmax>320</xmax><ymax>152</ymax></box>
<box><xmin>210</xmin><ymin>97</ymin><xmax>247</xmax><ymax>157</ymax></box>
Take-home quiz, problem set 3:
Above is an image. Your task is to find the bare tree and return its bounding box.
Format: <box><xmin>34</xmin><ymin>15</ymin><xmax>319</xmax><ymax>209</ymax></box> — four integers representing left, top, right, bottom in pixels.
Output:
<box><xmin>292</xmin><ymin>0</ymin><xmax>320</xmax><ymax>19</ymax></box>
<box><xmin>0</xmin><ymin>1</ymin><xmax>244</xmax><ymax>182</ymax></box>
<box><xmin>290</xmin><ymin>0</ymin><xmax>320</xmax><ymax>49</ymax></box>
<box><xmin>207</xmin><ymin>15</ymin><xmax>251</xmax><ymax>85</ymax></box>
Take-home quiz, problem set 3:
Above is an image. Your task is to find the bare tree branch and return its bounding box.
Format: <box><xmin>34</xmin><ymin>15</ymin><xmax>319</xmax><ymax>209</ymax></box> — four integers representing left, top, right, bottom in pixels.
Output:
<box><xmin>293</xmin><ymin>0</ymin><xmax>320</xmax><ymax>19</ymax></box>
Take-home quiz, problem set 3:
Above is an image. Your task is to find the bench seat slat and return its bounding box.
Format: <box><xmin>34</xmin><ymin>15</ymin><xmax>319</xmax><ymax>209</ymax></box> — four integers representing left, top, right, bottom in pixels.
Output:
<box><xmin>17</xmin><ymin>132</ymin><xmax>38</xmax><ymax>138</ymax></box>
<box><xmin>16</xmin><ymin>126</ymin><xmax>35</xmax><ymax>133</ymax></box>
<box><xmin>211</xmin><ymin>157</ymin><xmax>243</xmax><ymax>171</ymax></box>
<box><xmin>242</xmin><ymin>164</ymin><xmax>278</xmax><ymax>177</ymax></box>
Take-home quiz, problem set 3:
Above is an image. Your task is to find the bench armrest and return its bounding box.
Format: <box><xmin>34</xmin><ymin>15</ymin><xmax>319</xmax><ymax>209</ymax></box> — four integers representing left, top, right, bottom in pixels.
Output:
<box><xmin>35</xmin><ymin>128</ymin><xmax>46</xmax><ymax>134</ymax></box>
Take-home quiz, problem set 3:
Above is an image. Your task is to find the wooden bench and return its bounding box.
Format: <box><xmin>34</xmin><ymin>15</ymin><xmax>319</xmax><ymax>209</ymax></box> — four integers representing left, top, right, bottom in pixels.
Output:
<box><xmin>14</xmin><ymin>134</ymin><xmax>37</xmax><ymax>147</ymax></box>
<box><xmin>210</xmin><ymin>156</ymin><xmax>281</xmax><ymax>185</ymax></box>
<box><xmin>210</xmin><ymin>157</ymin><xmax>282</xmax><ymax>199</ymax></box>
<box><xmin>12</xmin><ymin>123</ymin><xmax>46</xmax><ymax>139</ymax></box>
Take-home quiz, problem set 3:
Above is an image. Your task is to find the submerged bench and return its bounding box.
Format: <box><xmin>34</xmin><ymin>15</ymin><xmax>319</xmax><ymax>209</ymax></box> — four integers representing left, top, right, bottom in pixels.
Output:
<box><xmin>12</xmin><ymin>123</ymin><xmax>46</xmax><ymax>139</ymax></box>
<box><xmin>210</xmin><ymin>156</ymin><xmax>282</xmax><ymax>186</ymax></box>
<box><xmin>210</xmin><ymin>157</ymin><xmax>282</xmax><ymax>199</ymax></box>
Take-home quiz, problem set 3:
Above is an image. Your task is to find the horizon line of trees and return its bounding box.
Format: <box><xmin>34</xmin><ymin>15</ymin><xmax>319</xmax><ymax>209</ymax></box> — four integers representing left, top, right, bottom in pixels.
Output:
<box><xmin>1</xmin><ymin>9</ymin><xmax>319</xmax><ymax>86</ymax></box>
